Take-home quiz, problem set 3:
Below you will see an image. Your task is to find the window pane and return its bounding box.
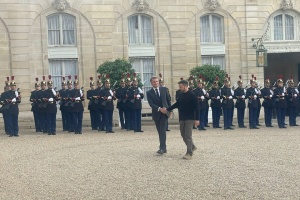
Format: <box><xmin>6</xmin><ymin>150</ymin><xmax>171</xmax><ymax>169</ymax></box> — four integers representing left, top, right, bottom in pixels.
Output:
<box><xmin>200</xmin><ymin>15</ymin><xmax>210</xmax><ymax>42</ymax></box>
<box><xmin>128</xmin><ymin>15</ymin><xmax>139</xmax><ymax>44</ymax></box>
<box><xmin>131</xmin><ymin>59</ymin><xmax>141</xmax><ymax>73</ymax></box>
<box><xmin>48</xmin><ymin>15</ymin><xmax>60</xmax><ymax>45</ymax></box>
<box><xmin>64</xmin><ymin>60</ymin><xmax>78</xmax><ymax>78</ymax></box>
<box><xmin>212</xmin><ymin>15</ymin><xmax>223</xmax><ymax>42</ymax></box>
<box><xmin>213</xmin><ymin>56</ymin><xmax>225</xmax><ymax>70</ymax></box>
<box><xmin>141</xmin><ymin>15</ymin><xmax>153</xmax><ymax>44</ymax></box>
<box><xmin>201</xmin><ymin>56</ymin><xmax>212</xmax><ymax>65</ymax></box>
<box><xmin>49</xmin><ymin>60</ymin><xmax>62</xmax><ymax>89</ymax></box>
<box><xmin>274</xmin><ymin>15</ymin><xmax>283</xmax><ymax>40</ymax></box>
<box><xmin>62</xmin><ymin>14</ymin><xmax>76</xmax><ymax>45</ymax></box>
<box><xmin>285</xmin><ymin>14</ymin><xmax>294</xmax><ymax>40</ymax></box>
<box><xmin>142</xmin><ymin>58</ymin><xmax>154</xmax><ymax>101</ymax></box>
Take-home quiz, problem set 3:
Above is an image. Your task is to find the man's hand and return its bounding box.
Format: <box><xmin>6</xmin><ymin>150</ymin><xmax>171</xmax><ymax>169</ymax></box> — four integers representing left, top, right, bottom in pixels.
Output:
<box><xmin>194</xmin><ymin>120</ymin><xmax>200</xmax><ymax>127</ymax></box>
<box><xmin>160</xmin><ymin>107</ymin><xmax>168</xmax><ymax>114</ymax></box>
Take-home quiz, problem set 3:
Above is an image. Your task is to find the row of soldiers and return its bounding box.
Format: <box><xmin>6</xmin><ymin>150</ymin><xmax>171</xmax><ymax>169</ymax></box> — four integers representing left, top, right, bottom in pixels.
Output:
<box><xmin>187</xmin><ymin>74</ymin><xmax>299</xmax><ymax>130</ymax></box>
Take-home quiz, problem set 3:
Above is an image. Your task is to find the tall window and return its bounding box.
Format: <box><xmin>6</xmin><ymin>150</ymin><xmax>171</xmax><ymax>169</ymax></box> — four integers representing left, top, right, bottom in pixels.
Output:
<box><xmin>131</xmin><ymin>58</ymin><xmax>154</xmax><ymax>101</ymax></box>
<box><xmin>47</xmin><ymin>14</ymin><xmax>76</xmax><ymax>46</ymax></box>
<box><xmin>202</xmin><ymin>56</ymin><xmax>225</xmax><ymax>70</ymax></box>
<box><xmin>200</xmin><ymin>14</ymin><xmax>224</xmax><ymax>43</ymax></box>
<box><xmin>274</xmin><ymin>14</ymin><xmax>294</xmax><ymax>41</ymax></box>
<box><xmin>49</xmin><ymin>60</ymin><xmax>78</xmax><ymax>90</ymax></box>
<box><xmin>128</xmin><ymin>15</ymin><xmax>153</xmax><ymax>45</ymax></box>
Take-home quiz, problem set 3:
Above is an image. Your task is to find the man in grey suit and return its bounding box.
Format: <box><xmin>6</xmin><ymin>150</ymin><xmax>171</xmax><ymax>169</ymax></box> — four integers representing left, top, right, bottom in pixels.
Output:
<box><xmin>147</xmin><ymin>76</ymin><xmax>171</xmax><ymax>154</ymax></box>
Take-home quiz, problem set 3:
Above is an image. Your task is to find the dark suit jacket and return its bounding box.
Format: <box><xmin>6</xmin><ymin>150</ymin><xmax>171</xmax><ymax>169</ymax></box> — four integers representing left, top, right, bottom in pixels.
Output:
<box><xmin>147</xmin><ymin>87</ymin><xmax>171</xmax><ymax>121</ymax></box>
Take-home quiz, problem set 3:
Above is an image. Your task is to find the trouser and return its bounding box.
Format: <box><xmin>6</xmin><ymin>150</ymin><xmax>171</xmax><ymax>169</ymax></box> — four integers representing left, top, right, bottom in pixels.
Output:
<box><xmin>277</xmin><ymin>108</ymin><xmax>286</xmax><ymax>128</ymax></box>
<box><xmin>179</xmin><ymin>120</ymin><xmax>195</xmax><ymax>155</ymax></box>
<box><xmin>67</xmin><ymin>111</ymin><xmax>74</xmax><ymax>131</ymax></box>
<box><xmin>89</xmin><ymin>109</ymin><xmax>97</xmax><ymax>129</ymax></box>
<box><xmin>3</xmin><ymin>112</ymin><xmax>8</xmax><ymax>134</ymax></box>
<box><xmin>46</xmin><ymin>112</ymin><xmax>56</xmax><ymax>134</ymax></box>
<box><xmin>223</xmin><ymin>107</ymin><xmax>232</xmax><ymax>129</ymax></box>
<box><xmin>6</xmin><ymin>114</ymin><xmax>19</xmax><ymax>136</ymax></box>
<box><xmin>212</xmin><ymin>106</ymin><xmax>221</xmax><ymax>128</ymax></box>
<box><xmin>40</xmin><ymin>113</ymin><xmax>46</xmax><ymax>132</ymax></box>
<box><xmin>103</xmin><ymin>110</ymin><xmax>113</xmax><ymax>132</ymax></box>
<box><xmin>61</xmin><ymin>110</ymin><xmax>68</xmax><ymax>131</ymax></box>
<box><xmin>118</xmin><ymin>107</ymin><xmax>125</xmax><ymax>128</ymax></box>
<box><xmin>249</xmin><ymin>107</ymin><xmax>258</xmax><ymax>128</ymax></box>
<box><xmin>73</xmin><ymin>111</ymin><xmax>83</xmax><ymax>133</ymax></box>
<box><xmin>204</xmin><ymin>107</ymin><xmax>209</xmax><ymax>126</ymax></box>
<box><xmin>131</xmin><ymin>109</ymin><xmax>141</xmax><ymax>131</ymax></box>
<box><xmin>33</xmin><ymin>111</ymin><xmax>41</xmax><ymax>132</ymax></box>
<box><xmin>197</xmin><ymin>109</ymin><xmax>205</xmax><ymax>129</ymax></box>
<box><xmin>237</xmin><ymin>108</ymin><xmax>245</xmax><ymax>127</ymax></box>
<box><xmin>166</xmin><ymin>120</ymin><xmax>169</xmax><ymax>130</ymax></box>
<box><xmin>155</xmin><ymin>115</ymin><xmax>168</xmax><ymax>151</ymax></box>
<box><xmin>230</xmin><ymin>106</ymin><xmax>234</xmax><ymax>125</ymax></box>
<box><xmin>256</xmin><ymin>104</ymin><xmax>261</xmax><ymax>124</ymax></box>
<box><xmin>96</xmin><ymin>109</ymin><xmax>105</xmax><ymax>130</ymax></box>
<box><xmin>289</xmin><ymin>107</ymin><xmax>297</xmax><ymax>126</ymax></box>
<box><xmin>264</xmin><ymin>107</ymin><xmax>273</xmax><ymax>126</ymax></box>
<box><xmin>124</xmin><ymin>107</ymin><xmax>131</xmax><ymax>130</ymax></box>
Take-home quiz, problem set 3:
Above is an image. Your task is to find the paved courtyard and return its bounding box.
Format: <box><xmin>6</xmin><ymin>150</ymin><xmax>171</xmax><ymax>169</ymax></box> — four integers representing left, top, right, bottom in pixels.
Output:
<box><xmin>1</xmin><ymin>124</ymin><xmax>300</xmax><ymax>200</ymax></box>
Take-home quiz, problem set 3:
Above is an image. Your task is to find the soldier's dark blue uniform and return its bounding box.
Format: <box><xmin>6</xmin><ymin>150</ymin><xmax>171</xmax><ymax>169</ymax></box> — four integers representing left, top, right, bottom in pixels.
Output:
<box><xmin>287</xmin><ymin>81</ymin><xmax>299</xmax><ymax>126</ymax></box>
<box><xmin>194</xmin><ymin>83</ymin><xmax>207</xmax><ymax>130</ymax></box>
<box><xmin>58</xmin><ymin>77</ymin><xmax>68</xmax><ymax>131</ymax></box>
<box><xmin>30</xmin><ymin>79</ymin><xmax>42</xmax><ymax>132</ymax></box>
<box><xmin>39</xmin><ymin>78</ymin><xmax>48</xmax><ymax>133</ymax></box>
<box><xmin>246</xmin><ymin>84</ymin><xmax>259</xmax><ymax>129</ymax></box>
<box><xmin>127</xmin><ymin>79</ymin><xmax>144</xmax><ymax>133</ymax></box>
<box><xmin>273</xmin><ymin>81</ymin><xmax>287</xmax><ymax>128</ymax></box>
<box><xmin>209</xmin><ymin>81</ymin><xmax>222</xmax><ymax>128</ymax></box>
<box><xmin>87</xmin><ymin>78</ymin><xmax>97</xmax><ymax>130</ymax></box>
<box><xmin>221</xmin><ymin>82</ymin><xmax>234</xmax><ymax>130</ymax></box>
<box><xmin>94</xmin><ymin>78</ymin><xmax>105</xmax><ymax>131</ymax></box>
<box><xmin>70</xmin><ymin>77</ymin><xmax>84</xmax><ymax>134</ymax></box>
<box><xmin>261</xmin><ymin>80</ymin><xmax>274</xmax><ymax>127</ymax></box>
<box><xmin>44</xmin><ymin>81</ymin><xmax>58</xmax><ymax>135</ymax></box>
<box><xmin>65</xmin><ymin>78</ymin><xmax>75</xmax><ymax>132</ymax></box>
<box><xmin>115</xmin><ymin>80</ymin><xmax>127</xmax><ymax>129</ymax></box>
<box><xmin>234</xmin><ymin>82</ymin><xmax>246</xmax><ymax>128</ymax></box>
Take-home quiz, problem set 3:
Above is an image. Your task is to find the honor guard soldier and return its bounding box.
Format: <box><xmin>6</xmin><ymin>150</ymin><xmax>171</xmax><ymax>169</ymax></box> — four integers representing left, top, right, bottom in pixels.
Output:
<box><xmin>159</xmin><ymin>73</ymin><xmax>171</xmax><ymax>131</ymax></box>
<box><xmin>87</xmin><ymin>77</ymin><xmax>97</xmax><ymax>130</ymax></box>
<box><xmin>234</xmin><ymin>75</ymin><xmax>247</xmax><ymax>128</ymax></box>
<box><xmin>71</xmin><ymin>76</ymin><xmax>84</xmax><ymax>134</ymax></box>
<box><xmin>254</xmin><ymin>77</ymin><xmax>262</xmax><ymax>126</ymax></box>
<box><xmin>202</xmin><ymin>77</ymin><xmax>210</xmax><ymax>128</ymax></box>
<box><xmin>124</xmin><ymin>73</ymin><xmax>132</xmax><ymax>131</ymax></box>
<box><xmin>58</xmin><ymin>77</ymin><xmax>68</xmax><ymax>131</ymax></box>
<box><xmin>188</xmin><ymin>76</ymin><xmax>195</xmax><ymax>91</ymax></box>
<box><xmin>193</xmin><ymin>75</ymin><xmax>208</xmax><ymax>131</ymax></box>
<box><xmin>221</xmin><ymin>76</ymin><xmax>234</xmax><ymax>130</ymax></box>
<box><xmin>3</xmin><ymin>76</ymin><xmax>21</xmax><ymax>137</ymax></box>
<box><xmin>261</xmin><ymin>78</ymin><xmax>274</xmax><ymax>127</ymax></box>
<box><xmin>115</xmin><ymin>75</ymin><xmax>127</xmax><ymax>129</ymax></box>
<box><xmin>273</xmin><ymin>75</ymin><xmax>287</xmax><ymax>128</ymax></box>
<box><xmin>30</xmin><ymin>78</ymin><xmax>42</xmax><ymax>132</ymax></box>
<box><xmin>127</xmin><ymin>73</ymin><xmax>144</xmax><ymax>133</ymax></box>
<box><xmin>246</xmin><ymin>76</ymin><xmax>259</xmax><ymax>129</ymax></box>
<box><xmin>45</xmin><ymin>75</ymin><xmax>58</xmax><ymax>135</ymax></box>
<box><xmin>95</xmin><ymin>75</ymin><xmax>105</xmax><ymax>131</ymax></box>
<box><xmin>100</xmin><ymin>75</ymin><xmax>116</xmax><ymax>133</ymax></box>
<box><xmin>287</xmin><ymin>76</ymin><xmax>299</xmax><ymax>126</ymax></box>
<box><xmin>40</xmin><ymin>76</ymin><xmax>48</xmax><ymax>133</ymax></box>
<box><xmin>1</xmin><ymin>77</ymin><xmax>11</xmax><ymax>135</ymax></box>
<box><xmin>209</xmin><ymin>77</ymin><xmax>222</xmax><ymax>128</ymax></box>
<box><xmin>65</xmin><ymin>75</ymin><xmax>75</xmax><ymax>132</ymax></box>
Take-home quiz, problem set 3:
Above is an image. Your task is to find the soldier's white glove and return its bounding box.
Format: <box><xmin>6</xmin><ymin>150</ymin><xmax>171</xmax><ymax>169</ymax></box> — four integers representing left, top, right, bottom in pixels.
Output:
<box><xmin>294</xmin><ymin>94</ymin><xmax>297</xmax><ymax>97</ymax></box>
<box><xmin>282</xmin><ymin>93</ymin><xmax>285</xmax><ymax>96</ymax></box>
<box><xmin>201</xmin><ymin>96</ymin><xmax>205</xmax><ymax>100</ymax></box>
<box><xmin>217</xmin><ymin>96</ymin><xmax>220</xmax><ymax>100</ymax></box>
<box><xmin>137</xmin><ymin>94</ymin><xmax>141</xmax><ymax>98</ymax></box>
<box><xmin>75</xmin><ymin>97</ymin><xmax>80</xmax><ymax>101</ymax></box>
<box><xmin>229</xmin><ymin>96</ymin><xmax>233</xmax><ymax>100</ymax></box>
<box><xmin>107</xmin><ymin>96</ymin><xmax>112</xmax><ymax>100</ymax></box>
<box><xmin>242</xmin><ymin>95</ymin><xmax>245</xmax><ymax>99</ymax></box>
<box><xmin>270</xmin><ymin>95</ymin><xmax>273</xmax><ymax>98</ymax></box>
<box><xmin>254</xmin><ymin>95</ymin><xmax>257</xmax><ymax>99</ymax></box>
<box><xmin>49</xmin><ymin>98</ymin><xmax>53</xmax><ymax>102</ymax></box>
<box><xmin>12</xmin><ymin>98</ymin><xmax>16</xmax><ymax>102</ymax></box>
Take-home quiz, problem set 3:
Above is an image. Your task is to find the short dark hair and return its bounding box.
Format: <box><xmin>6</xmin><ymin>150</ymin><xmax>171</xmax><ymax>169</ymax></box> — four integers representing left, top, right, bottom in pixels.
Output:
<box><xmin>150</xmin><ymin>76</ymin><xmax>159</xmax><ymax>82</ymax></box>
<box><xmin>178</xmin><ymin>80</ymin><xmax>188</xmax><ymax>86</ymax></box>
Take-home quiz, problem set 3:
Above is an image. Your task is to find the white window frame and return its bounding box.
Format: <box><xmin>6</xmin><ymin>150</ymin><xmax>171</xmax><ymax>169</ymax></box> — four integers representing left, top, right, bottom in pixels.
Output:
<box><xmin>201</xmin><ymin>55</ymin><xmax>225</xmax><ymax>70</ymax></box>
<box><xmin>200</xmin><ymin>14</ymin><xmax>224</xmax><ymax>44</ymax></box>
<box><xmin>47</xmin><ymin>13</ymin><xmax>77</xmax><ymax>47</ymax></box>
<box><xmin>128</xmin><ymin>14</ymin><xmax>154</xmax><ymax>45</ymax></box>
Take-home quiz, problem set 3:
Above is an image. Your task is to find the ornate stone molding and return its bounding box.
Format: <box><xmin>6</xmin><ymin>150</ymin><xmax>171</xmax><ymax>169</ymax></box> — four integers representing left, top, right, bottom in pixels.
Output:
<box><xmin>51</xmin><ymin>0</ymin><xmax>70</xmax><ymax>11</ymax></box>
<box><xmin>264</xmin><ymin>43</ymin><xmax>300</xmax><ymax>53</ymax></box>
<box><xmin>205</xmin><ymin>0</ymin><xmax>221</xmax><ymax>11</ymax></box>
<box><xmin>280</xmin><ymin>0</ymin><xmax>293</xmax><ymax>10</ymax></box>
<box><xmin>132</xmin><ymin>0</ymin><xmax>149</xmax><ymax>12</ymax></box>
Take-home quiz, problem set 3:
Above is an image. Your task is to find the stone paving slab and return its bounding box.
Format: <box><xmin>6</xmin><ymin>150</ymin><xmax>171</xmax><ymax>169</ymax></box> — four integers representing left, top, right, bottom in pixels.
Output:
<box><xmin>1</xmin><ymin>124</ymin><xmax>300</xmax><ymax>199</ymax></box>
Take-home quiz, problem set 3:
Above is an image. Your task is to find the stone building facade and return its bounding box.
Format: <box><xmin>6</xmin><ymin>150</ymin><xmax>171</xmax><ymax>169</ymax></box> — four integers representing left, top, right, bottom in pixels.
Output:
<box><xmin>0</xmin><ymin>0</ymin><xmax>299</xmax><ymax>111</ymax></box>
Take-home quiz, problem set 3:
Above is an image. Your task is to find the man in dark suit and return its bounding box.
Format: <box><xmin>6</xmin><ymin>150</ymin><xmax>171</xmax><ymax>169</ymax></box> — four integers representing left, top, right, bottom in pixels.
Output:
<box><xmin>147</xmin><ymin>76</ymin><xmax>171</xmax><ymax>154</ymax></box>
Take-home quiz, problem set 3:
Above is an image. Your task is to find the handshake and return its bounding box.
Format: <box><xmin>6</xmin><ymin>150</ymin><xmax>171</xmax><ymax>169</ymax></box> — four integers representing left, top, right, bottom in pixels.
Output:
<box><xmin>159</xmin><ymin>107</ymin><xmax>168</xmax><ymax>114</ymax></box>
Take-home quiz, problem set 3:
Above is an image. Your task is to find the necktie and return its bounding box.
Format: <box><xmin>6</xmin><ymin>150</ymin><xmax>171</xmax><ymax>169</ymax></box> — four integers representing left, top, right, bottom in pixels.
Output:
<box><xmin>155</xmin><ymin>88</ymin><xmax>160</xmax><ymax>98</ymax></box>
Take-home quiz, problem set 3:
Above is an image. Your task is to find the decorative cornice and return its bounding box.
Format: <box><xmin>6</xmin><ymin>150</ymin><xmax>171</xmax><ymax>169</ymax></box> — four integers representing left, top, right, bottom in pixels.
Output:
<box><xmin>132</xmin><ymin>0</ymin><xmax>149</xmax><ymax>12</ymax></box>
<box><xmin>51</xmin><ymin>0</ymin><xmax>70</xmax><ymax>11</ymax></box>
<box><xmin>205</xmin><ymin>0</ymin><xmax>221</xmax><ymax>11</ymax></box>
<box><xmin>280</xmin><ymin>0</ymin><xmax>293</xmax><ymax>10</ymax></box>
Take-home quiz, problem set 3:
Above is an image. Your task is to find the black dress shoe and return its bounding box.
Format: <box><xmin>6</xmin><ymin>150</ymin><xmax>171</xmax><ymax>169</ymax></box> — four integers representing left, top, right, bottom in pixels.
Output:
<box><xmin>9</xmin><ymin>135</ymin><xmax>13</xmax><ymax>137</ymax></box>
<box><xmin>239</xmin><ymin>126</ymin><xmax>247</xmax><ymax>128</ymax></box>
<box><xmin>166</xmin><ymin>129</ymin><xmax>170</xmax><ymax>131</ymax></box>
<box><xmin>14</xmin><ymin>135</ymin><xmax>19</xmax><ymax>137</ymax></box>
<box><xmin>294</xmin><ymin>124</ymin><xmax>299</xmax><ymax>126</ymax></box>
<box><xmin>78</xmin><ymin>132</ymin><xmax>82</xmax><ymax>134</ymax></box>
<box><xmin>205</xmin><ymin>125</ymin><xmax>210</xmax><ymax>127</ymax></box>
<box><xmin>269</xmin><ymin>125</ymin><xmax>274</xmax><ymax>127</ymax></box>
<box><xmin>48</xmin><ymin>133</ymin><xmax>52</xmax><ymax>135</ymax></box>
<box><xmin>256</xmin><ymin>124</ymin><xmax>262</xmax><ymax>126</ymax></box>
<box><xmin>231</xmin><ymin>124</ymin><xmax>235</xmax><ymax>127</ymax></box>
<box><xmin>126</xmin><ymin>129</ymin><xmax>131</xmax><ymax>131</ymax></box>
<box><xmin>254</xmin><ymin>127</ymin><xmax>259</xmax><ymax>129</ymax></box>
<box><xmin>106</xmin><ymin>131</ymin><xmax>114</xmax><ymax>133</ymax></box>
<box><xmin>228</xmin><ymin>127</ymin><xmax>234</xmax><ymax>130</ymax></box>
<box><xmin>282</xmin><ymin>126</ymin><xmax>287</xmax><ymax>128</ymax></box>
<box><xmin>216</xmin><ymin>126</ymin><xmax>222</xmax><ymax>128</ymax></box>
<box><xmin>157</xmin><ymin>150</ymin><xmax>167</xmax><ymax>154</ymax></box>
<box><xmin>52</xmin><ymin>133</ymin><xmax>56</xmax><ymax>135</ymax></box>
